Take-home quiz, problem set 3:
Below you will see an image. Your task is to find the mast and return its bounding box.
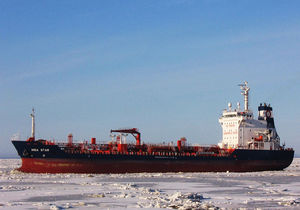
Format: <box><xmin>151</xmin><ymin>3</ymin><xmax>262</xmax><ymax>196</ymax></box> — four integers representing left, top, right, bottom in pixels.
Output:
<box><xmin>30</xmin><ymin>108</ymin><xmax>35</xmax><ymax>140</ymax></box>
<box><xmin>239</xmin><ymin>81</ymin><xmax>250</xmax><ymax>112</ymax></box>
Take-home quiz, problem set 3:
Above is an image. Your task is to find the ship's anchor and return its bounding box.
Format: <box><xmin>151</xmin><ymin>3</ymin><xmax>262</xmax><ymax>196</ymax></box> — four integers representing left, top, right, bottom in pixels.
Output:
<box><xmin>22</xmin><ymin>149</ymin><xmax>29</xmax><ymax>157</ymax></box>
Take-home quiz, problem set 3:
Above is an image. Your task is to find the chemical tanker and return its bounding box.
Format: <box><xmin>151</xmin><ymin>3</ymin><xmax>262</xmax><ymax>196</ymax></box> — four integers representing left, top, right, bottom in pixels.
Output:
<box><xmin>12</xmin><ymin>82</ymin><xmax>294</xmax><ymax>173</ymax></box>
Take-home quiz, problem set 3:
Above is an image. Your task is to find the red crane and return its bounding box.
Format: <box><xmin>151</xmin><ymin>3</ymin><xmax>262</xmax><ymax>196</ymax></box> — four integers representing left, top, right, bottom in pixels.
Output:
<box><xmin>110</xmin><ymin>128</ymin><xmax>141</xmax><ymax>146</ymax></box>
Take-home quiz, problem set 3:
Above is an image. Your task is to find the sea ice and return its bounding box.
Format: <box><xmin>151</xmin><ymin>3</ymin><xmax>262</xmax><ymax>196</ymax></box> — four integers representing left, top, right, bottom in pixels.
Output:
<box><xmin>0</xmin><ymin>158</ymin><xmax>299</xmax><ymax>209</ymax></box>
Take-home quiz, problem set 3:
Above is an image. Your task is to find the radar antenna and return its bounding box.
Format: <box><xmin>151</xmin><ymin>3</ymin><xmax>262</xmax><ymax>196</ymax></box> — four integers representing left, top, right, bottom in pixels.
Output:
<box><xmin>238</xmin><ymin>81</ymin><xmax>250</xmax><ymax>112</ymax></box>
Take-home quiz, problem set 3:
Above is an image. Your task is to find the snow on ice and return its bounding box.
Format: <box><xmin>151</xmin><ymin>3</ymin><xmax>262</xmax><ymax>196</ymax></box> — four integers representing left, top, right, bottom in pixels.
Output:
<box><xmin>0</xmin><ymin>158</ymin><xmax>299</xmax><ymax>209</ymax></box>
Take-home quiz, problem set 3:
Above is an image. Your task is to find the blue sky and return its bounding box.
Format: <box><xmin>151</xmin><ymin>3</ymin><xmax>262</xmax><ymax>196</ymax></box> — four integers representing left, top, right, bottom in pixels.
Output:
<box><xmin>1</xmin><ymin>0</ymin><xmax>300</xmax><ymax>157</ymax></box>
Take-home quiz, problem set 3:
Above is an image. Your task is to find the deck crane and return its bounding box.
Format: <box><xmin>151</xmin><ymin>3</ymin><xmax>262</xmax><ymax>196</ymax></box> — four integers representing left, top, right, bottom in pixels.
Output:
<box><xmin>110</xmin><ymin>128</ymin><xmax>141</xmax><ymax>146</ymax></box>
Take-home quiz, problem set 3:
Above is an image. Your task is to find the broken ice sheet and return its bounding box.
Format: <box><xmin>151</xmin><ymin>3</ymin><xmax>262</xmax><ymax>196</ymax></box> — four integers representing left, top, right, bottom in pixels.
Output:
<box><xmin>0</xmin><ymin>158</ymin><xmax>299</xmax><ymax>209</ymax></box>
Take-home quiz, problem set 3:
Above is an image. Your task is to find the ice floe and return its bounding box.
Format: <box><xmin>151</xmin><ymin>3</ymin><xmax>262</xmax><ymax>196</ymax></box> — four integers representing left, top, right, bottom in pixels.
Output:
<box><xmin>0</xmin><ymin>158</ymin><xmax>299</xmax><ymax>209</ymax></box>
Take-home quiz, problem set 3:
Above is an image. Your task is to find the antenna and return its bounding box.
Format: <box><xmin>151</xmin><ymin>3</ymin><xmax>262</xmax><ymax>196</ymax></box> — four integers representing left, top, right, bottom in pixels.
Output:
<box><xmin>239</xmin><ymin>81</ymin><xmax>250</xmax><ymax>111</ymax></box>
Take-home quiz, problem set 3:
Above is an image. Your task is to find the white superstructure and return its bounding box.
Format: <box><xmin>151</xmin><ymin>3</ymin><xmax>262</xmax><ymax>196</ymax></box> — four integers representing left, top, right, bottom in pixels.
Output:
<box><xmin>218</xmin><ymin>82</ymin><xmax>280</xmax><ymax>150</ymax></box>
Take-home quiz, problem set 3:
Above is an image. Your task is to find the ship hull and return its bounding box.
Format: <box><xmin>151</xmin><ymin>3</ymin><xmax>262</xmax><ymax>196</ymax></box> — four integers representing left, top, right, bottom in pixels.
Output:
<box><xmin>19</xmin><ymin>157</ymin><xmax>293</xmax><ymax>173</ymax></box>
<box><xmin>12</xmin><ymin>141</ymin><xmax>294</xmax><ymax>173</ymax></box>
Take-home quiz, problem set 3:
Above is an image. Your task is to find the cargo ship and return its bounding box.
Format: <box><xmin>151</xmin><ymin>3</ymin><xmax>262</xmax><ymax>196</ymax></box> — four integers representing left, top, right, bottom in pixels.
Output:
<box><xmin>12</xmin><ymin>82</ymin><xmax>294</xmax><ymax>173</ymax></box>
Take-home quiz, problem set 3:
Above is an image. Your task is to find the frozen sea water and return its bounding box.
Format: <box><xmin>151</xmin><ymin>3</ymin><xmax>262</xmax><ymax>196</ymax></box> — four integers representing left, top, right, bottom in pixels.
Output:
<box><xmin>0</xmin><ymin>158</ymin><xmax>299</xmax><ymax>209</ymax></box>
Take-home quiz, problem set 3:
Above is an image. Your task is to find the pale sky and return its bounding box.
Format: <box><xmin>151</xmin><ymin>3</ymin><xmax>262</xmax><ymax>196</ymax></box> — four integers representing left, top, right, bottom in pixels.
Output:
<box><xmin>1</xmin><ymin>0</ymin><xmax>300</xmax><ymax>157</ymax></box>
